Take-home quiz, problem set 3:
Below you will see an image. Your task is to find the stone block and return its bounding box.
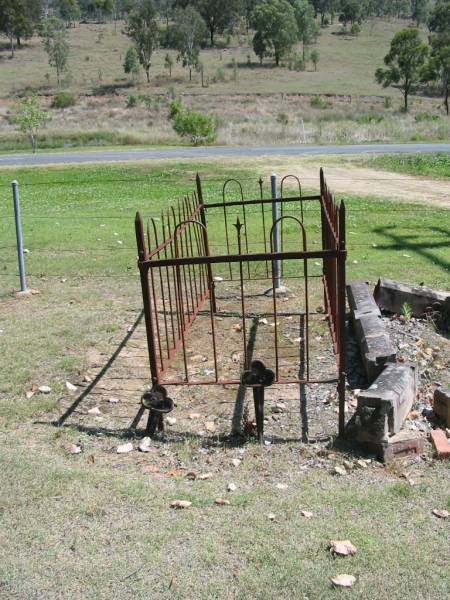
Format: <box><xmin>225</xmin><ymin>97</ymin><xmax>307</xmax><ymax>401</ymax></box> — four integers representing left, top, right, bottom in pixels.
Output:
<box><xmin>374</xmin><ymin>278</ymin><xmax>450</xmax><ymax>318</ymax></box>
<box><xmin>347</xmin><ymin>280</ymin><xmax>381</xmax><ymax>320</ymax></box>
<box><xmin>433</xmin><ymin>388</ymin><xmax>450</xmax><ymax>427</ymax></box>
<box><xmin>430</xmin><ymin>429</ymin><xmax>450</xmax><ymax>459</ymax></box>
<box><xmin>357</xmin><ymin>363</ymin><xmax>417</xmax><ymax>439</ymax></box>
<box><xmin>379</xmin><ymin>431</ymin><xmax>425</xmax><ymax>463</ymax></box>
<box><xmin>353</xmin><ymin>313</ymin><xmax>396</xmax><ymax>381</ymax></box>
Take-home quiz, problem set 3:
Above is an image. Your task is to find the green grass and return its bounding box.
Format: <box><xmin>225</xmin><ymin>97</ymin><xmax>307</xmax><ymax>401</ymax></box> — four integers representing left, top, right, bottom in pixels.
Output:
<box><xmin>0</xmin><ymin>160</ymin><xmax>449</xmax><ymax>599</ymax></box>
<box><xmin>365</xmin><ymin>153</ymin><xmax>450</xmax><ymax>179</ymax></box>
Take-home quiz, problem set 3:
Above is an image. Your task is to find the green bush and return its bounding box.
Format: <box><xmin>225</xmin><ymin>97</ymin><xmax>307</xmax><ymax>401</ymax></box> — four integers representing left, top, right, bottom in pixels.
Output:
<box><xmin>310</xmin><ymin>96</ymin><xmax>332</xmax><ymax>109</ymax></box>
<box><xmin>415</xmin><ymin>112</ymin><xmax>439</xmax><ymax>122</ymax></box>
<box><xmin>350</xmin><ymin>23</ymin><xmax>361</xmax><ymax>35</ymax></box>
<box><xmin>126</xmin><ymin>95</ymin><xmax>137</xmax><ymax>108</ymax></box>
<box><xmin>51</xmin><ymin>92</ymin><xmax>76</xmax><ymax>109</ymax></box>
<box><xmin>356</xmin><ymin>113</ymin><xmax>384</xmax><ymax>124</ymax></box>
<box><xmin>168</xmin><ymin>100</ymin><xmax>217</xmax><ymax>146</ymax></box>
<box><xmin>288</xmin><ymin>53</ymin><xmax>305</xmax><ymax>71</ymax></box>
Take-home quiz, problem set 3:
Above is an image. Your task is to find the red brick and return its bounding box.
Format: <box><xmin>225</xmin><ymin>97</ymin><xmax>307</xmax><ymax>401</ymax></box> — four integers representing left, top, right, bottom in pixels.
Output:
<box><xmin>430</xmin><ymin>429</ymin><xmax>450</xmax><ymax>459</ymax></box>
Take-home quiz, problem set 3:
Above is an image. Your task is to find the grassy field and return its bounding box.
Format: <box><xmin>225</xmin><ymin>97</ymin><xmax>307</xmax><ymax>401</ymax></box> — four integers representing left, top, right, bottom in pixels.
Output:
<box><xmin>0</xmin><ymin>160</ymin><xmax>449</xmax><ymax>599</ymax></box>
<box><xmin>0</xmin><ymin>18</ymin><xmax>424</xmax><ymax>98</ymax></box>
<box><xmin>0</xmin><ymin>18</ymin><xmax>448</xmax><ymax>151</ymax></box>
<box><xmin>365</xmin><ymin>152</ymin><xmax>450</xmax><ymax>179</ymax></box>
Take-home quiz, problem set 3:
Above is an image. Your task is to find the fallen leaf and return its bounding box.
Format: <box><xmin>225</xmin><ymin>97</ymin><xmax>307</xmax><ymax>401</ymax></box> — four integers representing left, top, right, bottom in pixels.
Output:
<box><xmin>69</xmin><ymin>443</ymin><xmax>82</xmax><ymax>454</ymax></box>
<box><xmin>66</xmin><ymin>381</ymin><xmax>77</xmax><ymax>392</ymax></box>
<box><xmin>166</xmin><ymin>469</ymin><xmax>183</xmax><ymax>477</ymax></box>
<box><xmin>166</xmin><ymin>416</ymin><xmax>177</xmax><ymax>426</ymax></box>
<box><xmin>142</xmin><ymin>465</ymin><xmax>160</xmax><ymax>474</ymax></box>
<box><xmin>267</xmin><ymin>513</ymin><xmax>276</xmax><ymax>521</ymax></box>
<box><xmin>117</xmin><ymin>442</ymin><xmax>133</xmax><ymax>454</ymax></box>
<box><xmin>227</xmin><ymin>482</ymin><xmax>237</xmax><ymax>492</ymax></box>
<box><xmin>38</xmin><ymin>385</ymin><xmax>51</xmax><ymax>394</ymax></box>
<box><xmin>330</xmin><ymin>540</ymin><xmax>357</xmax><ymax>557</ymax></box>
<box><xmin>258</xmin><ymin>318</ymin><xmax>268</xmax><ymax>325</ymax></box>
<box><xmin>83</xmin><ymin>374</ymin><xmax>92</xmax><ymax>383</ymax></box>
<box><xmin>231</xmin><ymin>458</ymin><xmax>241</xmax><ymax>467</ymax></box>
<box><xmin>206</xmin><ymin>421</ymin><xmax>216</xmax><ymax>433</ymax></box>
<box><xmin>233</xmin><ymin>323</ymin><xmax>243</xmax><ymax>332</ymax></box>
<box><xmin>87</xmin><ymin>454</ymin><xmax>95</xmax><ymax>465</ymax></box>
<box><xmin>198</xmin><ymin>473</ymin><xmax>213</xmax><ymax>480</ymax></box>
<box><xmin>301</xmin><ymin>510</ymin><xmax>313</xmax><ymax>518</ymax></box>
<box><xmin>138</xmin><ymin>437</ymin><xmax>152</xmax><ymax>453</ymax></box>
<box><xmin>26</xmin><ymin>389</ymin><xmax>35</xmax><ymax>399</ymax></box>
<box><xmin>189</xmin><ymin>413</ymin><xmax>201</xmax><ymax>420</ymax></box>
<box><xmin>432</xmin><ymin>509</ymin><xmax>449</xmax><ymax>519</ymax></box>
<box><xmin>108</xmin><ymin>397</ymin><xmax>120</xmax><ymax>404</ymax></box>
<box><xmin>186</xmin><ymin>472</ymin><xmax>197</xmax><ymax>480</ymax></box>
<box><xmin>276</xmin><ymin>483</ymin><xmax>288</xmax><ymax>490</ymax></box>
<box><xmin>331</xmin><ymin>574</ymin><xmax>356</xmax><ymax>588</ymax></box>
<box><xmin>170</xmin><ymin>500</ymin><xmax>192</xmax><ymax>509</ymax></box>
<box><xmin>168</xmin><ymin>575</ymin><xmax>176</xmax><ymax>589</ymax></box>
<box><xmin>214</xmin><ymin>498</ymin><xmax>230</xmax><ymax>506</ymax></box>
<box><xmin>88</xmin><ymin>406</ymin><xmax>101</xmax><ymax>415</ymax></box>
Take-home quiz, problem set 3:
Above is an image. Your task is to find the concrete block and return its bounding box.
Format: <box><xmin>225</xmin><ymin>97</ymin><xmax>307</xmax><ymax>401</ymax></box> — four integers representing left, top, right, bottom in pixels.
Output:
<box><xmin>347</xmin><ymin>280</ymin><xmax>381</xmax><ymax>319</ymax></box>
<box><xmin>433</xmin><ymin>388</ymin><xmax>450</xmax><ymax>426</ymax></box>
<box><xmin>430</xmin><ymin>429</ymin><xmax>450</xmax><ymax>459</ymax></box>
<box><xmin>374</xmin><ymin>278</ymin><xmax>450</xmax><ymax>318</ymax></box>
<box><xmin>357</xmin><ymin>363</ymin><xmax>417</xmax><ymax>437</ymax></box>
<box><xmin>370</xmin><ymin>431</ymin><xmax>425</xmax><ymax>463</ymax></box>
<box><xmin>353</xmin><ymin>313</ymin><xmax>396</xmax><ymax>381</ymax></box>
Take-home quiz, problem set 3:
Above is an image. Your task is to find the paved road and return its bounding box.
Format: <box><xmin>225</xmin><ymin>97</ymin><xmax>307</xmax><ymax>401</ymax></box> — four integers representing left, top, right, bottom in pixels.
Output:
<box><xmin>0</xmin><ymin>143</ymin><xmax>449</xmax><ymax>167</ymax></box>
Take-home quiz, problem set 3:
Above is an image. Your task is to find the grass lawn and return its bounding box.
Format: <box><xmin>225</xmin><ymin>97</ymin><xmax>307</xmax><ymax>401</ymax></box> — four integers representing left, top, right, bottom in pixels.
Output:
<box><xmin>364</xmin><ymin>153</ymin><xmax>450</xmax><ymax>179</ymax></box>
<box><xmin>0</xmin><ymin>160</ymin><xmax>449</xmax><ymax>599</ymax></box>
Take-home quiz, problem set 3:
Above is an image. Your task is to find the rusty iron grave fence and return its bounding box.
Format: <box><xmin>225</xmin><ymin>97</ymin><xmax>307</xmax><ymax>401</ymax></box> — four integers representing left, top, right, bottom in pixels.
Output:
<box><xmin>135</xmin><ymin>168</ymin><xmax>346</xmax><ymax>442</ymax></box>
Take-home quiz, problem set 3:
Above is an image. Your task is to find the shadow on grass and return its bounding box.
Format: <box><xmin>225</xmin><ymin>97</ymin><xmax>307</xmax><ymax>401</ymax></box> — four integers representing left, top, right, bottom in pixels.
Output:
<box><xmin>53</xmin><ymin>309</ymin><xmax>145</xmax><ymax>429</ymax></box>
<box><xmin>372</xmin><ymin>224</ymin><xmax>450</xmax><ymax>274</ymax></box>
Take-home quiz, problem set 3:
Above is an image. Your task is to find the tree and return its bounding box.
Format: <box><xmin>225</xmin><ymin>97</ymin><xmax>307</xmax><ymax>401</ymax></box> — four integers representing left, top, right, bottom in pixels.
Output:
<box><xmin>338</xmin><ymin>0</ymin><xmax>362</xmax><ymax>27</ymax></box>
<box><xmin>425</xmin><ymin>0</ymin><xmax>450</xmax><ymax>115</ymax></box>
<box><xmin>125</xmin><ymin>0</ymin><xmax>159</xmax><ymax>83</ymax></box>
<box><xmin>375</xmin><ymin>28</ymin><xmax>428</xmax><ymax>112</ymax></box>
<box><xmin>0</xmin><ymin>0</ymin><xmax>41</xmax><ymax>57</ymax></box>
<box><xmin>292</xmin><ymin>0</ymin><xmax>318</xmax><ymax>60</ymax></box>
<box><xmin>173</xmin><ymin>5</ymin><xmax>206</xmax><ymax>80</ymax></box>
<box><xmin>40</xmin><ymin>17</ymin><xmax>70</xmax><ymax>86</ymax></box>
<box><xmin>164</xmin><ymin>51</ymin><xmax>174</xmax><ymax>77</ymax></box>
<box><xmin>411</xmin><ymin>0</ymin><xmax>430</xmax><ymax>26</ymax></box>
<box><xmin>123</xmin><ymin>46</ymin><xmax>140</xmax><ymax>79</ymax></box>
<box><xmin>55</xmin><ymin>0</ymin><xmax>81</xmax><ymax>27</ymax></box>
<box><xmin>168</xmin><ymin>99</ymin><xmax>217</xmax><ymax>145</ymax></box>
<box><xmin>251</xmin><ymin>0</ymin><xmax>298</xmax><ymax>66</ymax></box>
<box><xmin>12</xmin><ymin>96</ymin><xmax>49</xmax><ymax>153</ymax></box>
<box><xmin>195</xmin><ymin>0</ymin><xmax>242</xmax><ymax>46</ymax></box>
<box><xmin>310</xmin><ymin>47</ymin><xmax>319</xmax><ymax>71</ymax></box>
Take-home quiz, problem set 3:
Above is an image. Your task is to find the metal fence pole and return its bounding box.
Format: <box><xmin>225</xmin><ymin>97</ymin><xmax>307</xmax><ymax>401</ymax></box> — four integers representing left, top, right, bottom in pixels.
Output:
<box><xmin>271</xmin><ymin>173</ymin><xmax>281</xmax><ymax>290</ymax></box>
<box><xmin>11</xmin><ymin>180</ymin><xmax>27</xmax><ymax>292</ymax></box>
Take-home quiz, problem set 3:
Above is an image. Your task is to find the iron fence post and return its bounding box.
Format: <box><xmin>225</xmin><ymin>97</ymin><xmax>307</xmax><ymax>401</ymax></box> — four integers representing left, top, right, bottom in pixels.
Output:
<box><xmin>11</xmin><ymin>180</ymin><xmax>27</xmax><ymax>292</ymax></box>
<box><xmin>271</xmin><ymin>173</ymin><xmax>281</xmax><ymax>290</ymax></box>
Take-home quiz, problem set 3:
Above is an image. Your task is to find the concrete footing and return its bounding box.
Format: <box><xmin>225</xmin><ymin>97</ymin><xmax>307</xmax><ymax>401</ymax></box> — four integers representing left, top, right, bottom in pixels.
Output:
<box><xmin>374</xmin><ymin>277</ymin><xmax>450</xmax><ymax>319</ymax></box>
<box><xmin>433</xmin><ymin>388</ymin><xmax>450</xmax><ymax>427</ymax></box>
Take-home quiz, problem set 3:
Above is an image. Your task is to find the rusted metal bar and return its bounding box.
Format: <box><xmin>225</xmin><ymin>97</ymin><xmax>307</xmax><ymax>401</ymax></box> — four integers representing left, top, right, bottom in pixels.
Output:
<box><xmin>140</xmin><ymin>249</ymin><xmax>339</xmax><ymax>270</ymax></box>
<box><xmin>196</xmin><ymin>174</ymin><xmax>218</xmax><ymax>311</ymax></box>
<box><xmin>234</xmin><ymin>218</ymin><xmax>248</xmax><ymax>370</ymax></box>
<box><xmin>204</xmin><ymin>194</ymin><xmax>320</xmax><ymax>210</ymax></box>
<box><xmin>337</xmin><ymin>200</ymin><xmax>347</xmax><ymax>437</ymax></box>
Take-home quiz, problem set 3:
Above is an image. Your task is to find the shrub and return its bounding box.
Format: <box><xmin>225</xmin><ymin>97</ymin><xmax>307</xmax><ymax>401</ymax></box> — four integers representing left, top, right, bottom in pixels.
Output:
<box><xmin>356</xmin><ymin>113</ymin><xmax>384</xmax><ymax>124</ymax></box>
<box><xmin>383</xmin><ymin>96</ymin><xmax>392</xmax><ymax>109</ymax></box>
<box><xmin>310</xmin><ymin>96</ymin><xmax>332</xmax><ymax>109</ymax></box>
<box><xmin>350</xmin><ymin>23</ymin><xmax>361</xmax><ymax>35</ymax></box>
<box><xmin>51</xmin><ymin>92</ymin><xmax>76</xmax><ymax>109</ymax></box>
<box><xmin>288</xmin><ymin>53</ymin><xmax>305</xmax><ymax>71</ymax></box>
<box><xmin>168</xmin><ymin>100</ymin><xmax>217</xmax><ymax>145</ymax></box>
<box><xmin>277</xmin><ymin>112</ymin><xmax>289</xmax><ymax>126</ymax></box>
<box><xmin>126</xmin><ymin>95</ymin><xmax>137</xmax><ymax>108</ymax></box>
<box><xmin>415</xmin><ymin>112</ymin><xmax>439</xmax><ymax>122</ymax></box>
